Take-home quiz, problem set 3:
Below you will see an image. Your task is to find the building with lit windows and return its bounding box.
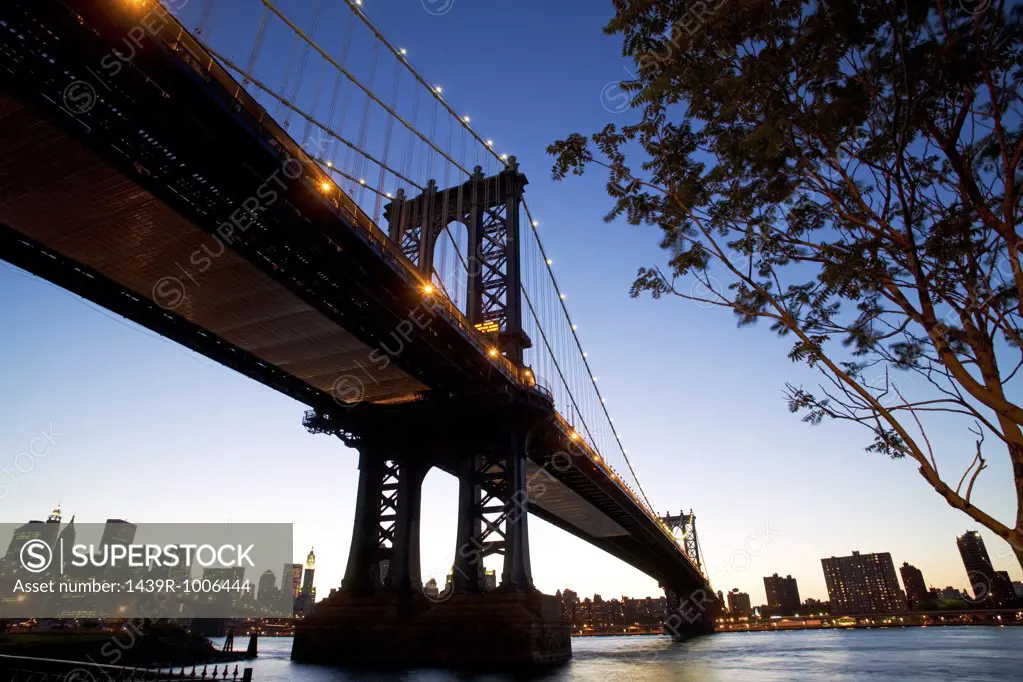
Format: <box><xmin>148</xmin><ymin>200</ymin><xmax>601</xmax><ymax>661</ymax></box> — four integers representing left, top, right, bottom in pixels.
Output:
<box><xmin>283</xmin><ymin>563</ymin><xmax>302</xmax><ymax>598</ymax></box>
<box><xmin>294</xmin><ymin>547</ymin><xmax>317</xmax><ymax>614</ymax></box>
<box><xmin>763</xmin><ymin>573</ymin><xmax>801</xmax><ymax>615</ymax></box>
<box><xmin>956</xmin><ymin>530</ymin><xmax>1016</xmax><ymax>607</ymax></box>
<box><xmin>899</xmin><ymin>562</ymin><xmax>928</xmax><ymax>610</ymax></box>
<box><xmin>726</xmin><ymin>588</ymin><xmax>751</xmax><ymax>617</ymax></box>
<box><xmin>1</xmin><ymin>504</ymin><xmax>63</xmax><ymax>574</ymax></box>
<box><xmin>822</xmin><ymin>551</ymin><xmax>904</xmax><ymax>614</ymax></box>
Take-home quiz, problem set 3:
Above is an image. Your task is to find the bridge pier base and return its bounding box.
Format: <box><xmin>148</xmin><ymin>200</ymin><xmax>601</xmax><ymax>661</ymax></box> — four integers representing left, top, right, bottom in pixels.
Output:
<box><xmin>291</xmin><ymin>591</ymin><xmax>571</xmax><ymax>668</ymax></box>
<box><xmin>661</xmin><ymin>587</ymin><xmax>720</xmax><ymax>641</ymax></box>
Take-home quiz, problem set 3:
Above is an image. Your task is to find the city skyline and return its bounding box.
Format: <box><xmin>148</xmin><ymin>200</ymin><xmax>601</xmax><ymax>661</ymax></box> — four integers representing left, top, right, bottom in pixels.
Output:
<box><xmin>0</xmin><ymin>0</ymin><xmax>1021</xmax><ymax>609</ymax></box>
<box><xmin>3</xmin><ymin>498</ymin><xmax>1010</xmax><ymax>609</ymax></box>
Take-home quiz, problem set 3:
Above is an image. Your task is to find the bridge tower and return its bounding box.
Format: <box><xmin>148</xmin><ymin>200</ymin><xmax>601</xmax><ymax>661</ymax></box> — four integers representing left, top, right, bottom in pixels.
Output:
<box><xmin>294</xmin><ymin>165</ymin><xmax>566</xmax><ymax>666</ymax></box>
<box><xmin>662</xmin><ymin>509</ymin><xmax>702</xmax><ymax>571</ymax></box>
<box><xmin>384</xmin><ymin>160</ymin><xmax>532</xmax><ymax>364</ymax></box>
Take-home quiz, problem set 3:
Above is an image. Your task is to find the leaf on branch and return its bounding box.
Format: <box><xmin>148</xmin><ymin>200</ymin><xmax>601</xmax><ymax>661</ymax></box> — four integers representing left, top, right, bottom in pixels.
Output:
<box><xmin>866</xmin><ymin>427</ymin><xmax>909</xmax><ymax>460</ymax></box>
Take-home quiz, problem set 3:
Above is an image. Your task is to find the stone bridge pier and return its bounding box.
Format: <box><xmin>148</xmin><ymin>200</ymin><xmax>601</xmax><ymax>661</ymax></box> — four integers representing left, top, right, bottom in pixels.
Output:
<box><xmin>291</xmin><ymin>401</ymin><xmax>571</xmax><ymax>668</ymax></box>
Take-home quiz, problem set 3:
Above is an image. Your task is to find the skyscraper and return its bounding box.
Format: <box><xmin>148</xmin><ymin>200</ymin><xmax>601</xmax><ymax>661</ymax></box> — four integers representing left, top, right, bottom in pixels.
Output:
<box><xmin>763</xmin><ymin>573</ymin><xmax>801</xmax><ymax>615</ymax></box>
<box><xmin>956</xmin><ymin>531</ymin><xmax>1016</xmax><ymax>606</ymax></box>
<box><xmin>301</xmin><ymin>547</ymin><xmax>316</xmax><ymax>597</ymax></box>
<box><xmin>98</xmin><ymin>519</ymin><xmax>137</xmax><ymax>548</ymax></box>
<box><xmin>283</xmin><ymin>563</ymin><xmax>302</xmax><ymax>599</ymax></box>
<box><xmin>899</xmin><ymin>562</ymin><xmax>928</xmax><ymax>610</ymax></box>
<box><xmin>726</xmin><ymin>588</ymin><xmax>751</xmax><ymax>616</ymax></box>
<box><xmin>2</xmin><ymin>504</ymin><xmax>64</xmax><ymax>573</ymax></box>
<box><xmin>258</xmin><ymin>569</ymin><xmax>278</xmax><ymax>603</ymax></box>
<box><xmin>821</xmin><ymin>551</ymin><xmax>904</xmax><ymax>614</ymax></box>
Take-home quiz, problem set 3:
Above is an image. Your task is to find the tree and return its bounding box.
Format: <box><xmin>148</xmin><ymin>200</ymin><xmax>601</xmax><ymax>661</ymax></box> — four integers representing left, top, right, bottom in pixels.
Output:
<box><xmin>549</xmin><ymin>0</ymin><xmax>1023</xmax><ymax>567</ymax></box>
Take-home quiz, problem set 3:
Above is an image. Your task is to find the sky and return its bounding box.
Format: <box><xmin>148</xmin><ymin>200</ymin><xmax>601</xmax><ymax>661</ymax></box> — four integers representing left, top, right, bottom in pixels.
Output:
<box><xmin>0</xmin><ymin>0</ymin><xmax>1021</xmax><ymax>608</ymax></box>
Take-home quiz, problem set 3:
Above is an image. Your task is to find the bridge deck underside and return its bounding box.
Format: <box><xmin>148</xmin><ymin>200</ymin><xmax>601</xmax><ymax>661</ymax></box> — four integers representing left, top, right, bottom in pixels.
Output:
<box><xmin>0</xmin><ymin>95</ymin><xmax>426</xmax><ymax>404</ymax></box>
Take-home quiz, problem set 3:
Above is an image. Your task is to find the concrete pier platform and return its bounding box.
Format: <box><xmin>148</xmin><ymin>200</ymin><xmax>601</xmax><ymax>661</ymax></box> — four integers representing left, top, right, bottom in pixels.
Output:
<box><xmin>291</xmin><ymin>590</ymin><xmax>571</xmax><ymax>668</ymax></box>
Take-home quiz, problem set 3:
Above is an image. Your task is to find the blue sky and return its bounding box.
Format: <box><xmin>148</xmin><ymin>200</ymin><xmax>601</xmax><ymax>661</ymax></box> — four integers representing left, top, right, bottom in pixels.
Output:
<box><xmin>0</xmin><ymin>0</ymin><xmax>1020</xmax><ymax>606</ymax></box>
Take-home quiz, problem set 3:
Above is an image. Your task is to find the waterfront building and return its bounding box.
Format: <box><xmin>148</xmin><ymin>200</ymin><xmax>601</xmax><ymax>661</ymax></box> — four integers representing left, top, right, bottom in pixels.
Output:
<box><xmin>899</xmin><ymin>562</ymin><xmax>928</xmax><ymax>610</ymax></box>
<box><xmin>622</xmin><ymin>596</ymin><xmax>667</xmax><ymax>625</ymax></box>
<box><xmin>726</xmin><ymin>588</ymin><xmax>751</xmax><ymax>617</ymax></box>
<box><xmin>956</xmin><ymin>531</ymin><xmax>1016</xmax><ymax>606</ymax></box>
<box><xmin>763</xmin><ymin>573</ymin><xmax>800</xmax><ymax>615</ymax></box>
<box><xmin>821</xmin><ymin>551</ymin><xmax>904</xmax><ymax>614</ymax></box>
<box><xmin>558</xmin><ymin>589</ymin><xmax>579</xmax><ymax>623</ymax></box>
<box><xmin>939</xmin><ymin>586</ymin><xmax>969</xmax><ymax>601</ymax></box>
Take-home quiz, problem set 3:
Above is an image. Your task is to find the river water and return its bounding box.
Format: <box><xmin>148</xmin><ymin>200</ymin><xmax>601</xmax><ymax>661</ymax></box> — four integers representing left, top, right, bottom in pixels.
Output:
<box><xmin>212</xmin><ymin>627</ymin><xmax>1022</xmax><ymax>680</ymax></box>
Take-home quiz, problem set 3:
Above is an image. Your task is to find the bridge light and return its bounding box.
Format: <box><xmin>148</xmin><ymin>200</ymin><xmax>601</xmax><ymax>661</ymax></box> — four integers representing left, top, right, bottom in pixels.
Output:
<box><xmin>532</xmin><ymin>220</ymin><xmax>539</xmax><ymax>227</ymax></box>
<box><xmin>386</xmin><ymin>192</ymin><xmax>393</xmax><ymax>198</ymax></box>
<box><xmin>569</xmin><ymin>431</ymin><xmax>580</xmax><ymax>441</ymax></box>
<box><xmin>355</xmin><ymin>0</ymin><xmax>363</xmax><ymax>5</ymax></box>
<box><xmin>399</xmin><ymin>48</ymin><xmax>408</xmax><ymax>56</ymax></box>
<box><xmin>463</xmin><ymin>115</ymin><xmax>471</xmax><ymax>123</ymax></box>
<box><xmin>486</xmin><ymin>139</ymin><xmax>494</xmax><ymax>146</ymax></box>
<box><xmin>500</xmin><ymin>153</ymin><xmax>509</xmax><ymax>161</ymax></box>
<box><xmin>422</xmin><ymin>283</ymin><xmax>435</xmax><ymax>295</ymax></box>
<box><xmin>583</xmin><ymin>352</ymin><xmax>588</xmax><ymax>357</ymax></box>
<box><xmin>488</xmin><ymin>347</ymin><xmax>499</xmax><ymax>358</ymax></box>
<box><xmin>359</xmin><ymin>178</ymin><xmax>366</xmax><ymax>185</ymax></box>
<box><xmin>326</xmin><ymin>161</ymin><xmax>333</xmax><ymax>168</ymax></box>
<box><xmin>546</xmin><ymin>258</ymin><xmax>552</xmax><ymax>265</ymax></box>
<box><xmin>560</xmin><ymin>293</ymin><xmax>566</xmax><ymax>300</ymax></box>
<box><xmin>601</xmin><ymin>398</ymin><xmax>606</xmax><ymax>403</ymax></box>
<box><xmin>320</xmin><ymin>181</ymin><xmax>331</xmax><ymax>192</ymax></box>
<box><xmin>435</xmin><ymin>85</ymin><xmax>443</xmax><ymax>94</ymax></box>
<box><xmin>572</xmin><ymin>324</ymin><xmax>577</xmax><ymax>330</ymax></box>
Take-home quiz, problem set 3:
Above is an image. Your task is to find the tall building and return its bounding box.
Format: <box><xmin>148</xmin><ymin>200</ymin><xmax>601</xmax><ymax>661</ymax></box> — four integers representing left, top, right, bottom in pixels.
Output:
<box><xmin>956</xmin><ymin>531</ymin><xmax>1016</xmax><ymax>606</ymax></box>
<box><xmin>726</xmin><ymin>588</ymin><xmax>751</xmax><ymax>617</ymax></box>
<box><xmin>283</xmin><ymin>563</ymin><xmax>302</xmax><ymax>599</ymax></box>
<box><xmin>899</xmin><ymin>562</ymin><xmax>928</xmax><ymax>610</ymax></box>
<box><xmin>559</xmin><ymin>588</ymin><xmax>579</xmax><ymax>624</ymax></box>
<box><xmin>301</xmin><ymin>547</ymin><xmax>316</xmax><ymax>597</ymax></box>
<box><xmin>98</xmin><ymin>518</ymin><xmax>137</xmax><ymax>547</ymax></box>
<box><xmin>821</xmin><ymin>551</ymin><xmax>904</xmax><ymax>614</ymax></box>
<box><xmin>258</xmin><ymin>569</ymin><xmax>278</xmax><ymax>603</ymax></box>
<box><xmin>763</xmin><ymin>573</ymin><xmax>801</xmax><ymax>615</ymax></box>
<box><xmin>2</xmin><ymin>505</ymin><xmax>64</xmax><ymax>573</ymax></box>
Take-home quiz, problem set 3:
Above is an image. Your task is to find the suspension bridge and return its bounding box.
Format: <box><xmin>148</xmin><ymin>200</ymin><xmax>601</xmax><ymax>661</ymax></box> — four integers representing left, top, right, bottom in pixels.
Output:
<box><xmin>0</xmin><ymin>0</ymin><xmax>718</xmax><ymax>666</ymax></box>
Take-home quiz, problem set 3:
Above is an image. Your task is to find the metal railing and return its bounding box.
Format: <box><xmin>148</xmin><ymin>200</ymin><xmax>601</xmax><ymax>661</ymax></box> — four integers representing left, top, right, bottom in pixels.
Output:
<box><xmin>0</xmin><ymin>655</ymin><xmax>252</xmax><ymax>681</ymax></box>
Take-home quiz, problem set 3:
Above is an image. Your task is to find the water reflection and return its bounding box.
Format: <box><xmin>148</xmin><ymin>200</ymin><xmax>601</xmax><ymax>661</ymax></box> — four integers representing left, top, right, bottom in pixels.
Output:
<box><xmin>213</xmin><ymin>627</ymin><xmax>1023</xmax><ymax>681</ymax></box>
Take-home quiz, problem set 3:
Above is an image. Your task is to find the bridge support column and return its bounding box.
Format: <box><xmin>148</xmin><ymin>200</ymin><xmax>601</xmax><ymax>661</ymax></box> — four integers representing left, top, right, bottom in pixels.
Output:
<box><xmin>340</xmin><ymin>448</ymin><xmax>426</xmax><ymax>597</ymax></box>
<box><xmin>389</xmin><ymin>460</ymin><xmax>427</xmax><ymax>595</ymax></box>
<box><xmin>502</xmin><ymin>425</ymin><xmax>532</xmax><ymax>590</ymax></box>
<box><xmin>451</xmin><ymin>421</ymin><xmax>534</xmax><ymax>595</ymax></box>
<box><xmin>661</xmin><ymin>586</ymin><xmax>719</xmax><ymax>641</ymax></box>
<box><xmin>294</xmin><ymin>414</ymin><xmax>568</xmax><ymax>668</ymax></box>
